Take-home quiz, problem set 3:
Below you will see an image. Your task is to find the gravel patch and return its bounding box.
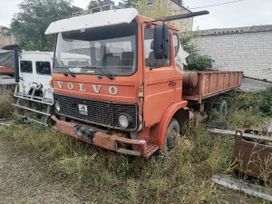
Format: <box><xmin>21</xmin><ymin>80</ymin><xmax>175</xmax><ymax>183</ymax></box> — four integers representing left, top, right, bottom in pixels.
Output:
<box><xmin>0</xmin><ymin>136</ymin><xmax>81</xmax><ymax>204</ymax></box>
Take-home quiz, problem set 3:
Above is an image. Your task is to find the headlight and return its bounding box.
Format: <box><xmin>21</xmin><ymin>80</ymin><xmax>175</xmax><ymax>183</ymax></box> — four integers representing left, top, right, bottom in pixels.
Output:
<box><xmin>118</xmin><ymin>114</ymin><xmax>129</xmax><ymax>129</ymax></box>
<box><xmin>54</xmin><ymin>100</ymin><xmax>60</xmax><ymax>112</ymax></box>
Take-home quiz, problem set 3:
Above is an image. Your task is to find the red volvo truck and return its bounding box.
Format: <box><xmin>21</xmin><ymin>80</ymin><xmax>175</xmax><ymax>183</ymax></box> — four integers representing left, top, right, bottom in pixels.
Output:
<box><xmin>45</xmin><ymin>8</ymin><xmax>243</xmax><ymax>157</ymax></box>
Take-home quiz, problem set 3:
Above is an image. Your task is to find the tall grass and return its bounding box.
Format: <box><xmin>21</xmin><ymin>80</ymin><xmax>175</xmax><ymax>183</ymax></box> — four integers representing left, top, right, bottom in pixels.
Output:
<box><xmin>0</xmin><ymin>93</ymin><xmax>13</xmax><ymax>118</ymax></box>
<box><xmin>226</xmin><ymin>91</ymin><xmax>270</xmax><ymax>130</ymax></box>
<box><xmin>0</xmin><ymin>122</ymin><xmax>234</xmax><ymax>203</ymax></box>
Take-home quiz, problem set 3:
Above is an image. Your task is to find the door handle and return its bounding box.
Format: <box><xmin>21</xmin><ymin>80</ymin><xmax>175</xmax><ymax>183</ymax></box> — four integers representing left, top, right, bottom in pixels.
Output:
<box><xmin>168</xmin><ymin>80</ymin><xmax>177</xmax><ymax>86</ymax></box>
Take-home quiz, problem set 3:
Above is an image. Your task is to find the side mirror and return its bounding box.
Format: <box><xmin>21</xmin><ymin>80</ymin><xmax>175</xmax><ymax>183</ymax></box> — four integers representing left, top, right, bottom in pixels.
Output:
<box><xmin>154</xmin><ymin>24</ymin><xmax>170</xmax><ymax>59</ymax></box>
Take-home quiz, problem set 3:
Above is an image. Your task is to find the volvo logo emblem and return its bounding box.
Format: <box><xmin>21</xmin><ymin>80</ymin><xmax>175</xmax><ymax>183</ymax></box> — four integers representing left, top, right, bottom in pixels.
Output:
<box><xmin>55</xmin><ymin>81</ymin><xmax>118</xmax><ymax>95</ymax></box>
<box><xmin>109</xmin><ymin>86</ymin><xmax>118</xmax><ymax>95</ymax></box>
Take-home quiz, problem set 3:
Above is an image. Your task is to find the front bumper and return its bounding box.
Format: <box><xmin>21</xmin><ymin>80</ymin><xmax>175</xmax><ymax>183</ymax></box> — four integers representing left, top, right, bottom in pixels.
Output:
<box><xmin>51</xmin><ymin>116</ymin><xmax>158</xmax><ymax>158</ymax></box>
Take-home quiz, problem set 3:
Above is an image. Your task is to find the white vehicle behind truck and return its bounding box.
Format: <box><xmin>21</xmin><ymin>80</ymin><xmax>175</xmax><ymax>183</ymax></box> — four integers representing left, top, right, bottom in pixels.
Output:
<box><xmin>13</xmin><ymin>51</ymin><xmax>54</xmax><ymax>125</ymax></box>
<box><xmin>17</xmin><ymin>51</ymin><xmax>54</xmax><ymax>102</ymax></box>
<box><xmin>13</xmin><ymin>51</ymin><xmax>92</xmax><ymax>125</ymax></box>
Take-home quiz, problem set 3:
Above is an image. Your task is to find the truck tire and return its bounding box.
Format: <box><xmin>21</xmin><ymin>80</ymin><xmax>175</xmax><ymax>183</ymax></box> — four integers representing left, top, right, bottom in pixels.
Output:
<box><xmin>215</xmin><ymin>100</ymin><xmax>228</xmax><ymax>122</ymax></box>
<box><xmin>163</xmin><ymin>118</ymin><xmax>181</xmax><ymax>152</ymax></box>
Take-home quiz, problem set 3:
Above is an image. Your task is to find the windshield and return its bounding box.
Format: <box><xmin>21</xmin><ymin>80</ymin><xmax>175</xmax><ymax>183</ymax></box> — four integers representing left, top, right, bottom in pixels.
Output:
<box><xmin>54</xmin><ymin>21</ymin><xmax>137</xmax><ymax>76</ymax></box>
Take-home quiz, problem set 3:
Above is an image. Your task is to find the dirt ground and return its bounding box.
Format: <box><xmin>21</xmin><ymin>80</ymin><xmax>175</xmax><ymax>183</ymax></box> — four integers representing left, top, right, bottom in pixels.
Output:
<box><xmin>0</xmin><ymin>133</ymin><xmax>264</xmax><ymax>204</ymax></box>
<box><xmin>0</xmin><ymin>136</ymin><xmax>83</xmax><ymax>204</ymax></box>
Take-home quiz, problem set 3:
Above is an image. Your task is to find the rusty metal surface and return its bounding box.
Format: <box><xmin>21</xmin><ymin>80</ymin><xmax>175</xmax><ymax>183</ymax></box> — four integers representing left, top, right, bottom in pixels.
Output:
<box><xmin>183</xmin><ymin>71</ymin><xmax>243</xmax><ymax>102</ymax></box>
<box><xmin>51</xmin><ymin>115</ymin><xmax>158</xmax><ymax>157</ymax></box>
<box><xmin>233</xmin><ymin>131</ymin><xmax>272</xmax><ymax>179</ymax></box>
<box><xmin>183</xmin><ymin>71</ymin><xmax>199</xmax><ymax>88</ymax></box>
<box><xmin>208</xmin><ymin>128</ymin><xmax>272</xmax><ymax>142</ymax></box>
<box><xmin>0</xmin><ymin>67</ymin><xmax>14</xmax><ymax>74</ymax></box>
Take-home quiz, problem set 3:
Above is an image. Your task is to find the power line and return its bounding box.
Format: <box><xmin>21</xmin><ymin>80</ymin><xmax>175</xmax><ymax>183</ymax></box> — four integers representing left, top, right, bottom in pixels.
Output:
<box><xmin>189</xmin><ymin>0</ymin><xmax>245</xmax><ymax>10</ymax></box>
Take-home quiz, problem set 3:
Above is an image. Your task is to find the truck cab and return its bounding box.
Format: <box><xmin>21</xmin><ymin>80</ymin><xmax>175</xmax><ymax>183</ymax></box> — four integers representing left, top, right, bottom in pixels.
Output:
<box><xmin>45</xmin><ymin>8</ymin><xmax>241</xmax><ymax>157</ymax></box>
<box><xmin>18</xmin><ymin>51</ymin><xmax>54</xmax><ymax>102</ymax></box>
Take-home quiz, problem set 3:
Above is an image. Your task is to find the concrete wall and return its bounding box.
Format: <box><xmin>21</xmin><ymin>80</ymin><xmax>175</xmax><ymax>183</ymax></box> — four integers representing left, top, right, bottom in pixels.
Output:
<box><xmin>193</xmin><ymin>25</ymin><xmax>272</xmax><ymax>91</ymax></box>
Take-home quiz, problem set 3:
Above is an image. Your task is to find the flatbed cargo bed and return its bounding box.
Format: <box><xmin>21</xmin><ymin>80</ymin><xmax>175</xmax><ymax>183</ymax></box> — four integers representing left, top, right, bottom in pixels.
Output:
<box><xmin>183</xmin><ymin>71</ymin><xmax>243</xmax><ymax>103</ymax></box>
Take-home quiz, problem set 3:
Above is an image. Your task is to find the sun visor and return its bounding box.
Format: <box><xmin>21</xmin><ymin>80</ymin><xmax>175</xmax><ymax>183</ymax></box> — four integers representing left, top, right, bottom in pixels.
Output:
<box><xmin>45</xmin><ymin>8</ymin><xmax>139</xmax><ymax>35</ymax></box>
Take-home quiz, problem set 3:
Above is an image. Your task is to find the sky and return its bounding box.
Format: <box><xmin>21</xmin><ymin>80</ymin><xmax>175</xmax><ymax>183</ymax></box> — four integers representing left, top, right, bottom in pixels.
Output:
<box><xmin>1</xmin><ymin>0</ymin><xmax>272</xmax><ymax>30</ymax></box>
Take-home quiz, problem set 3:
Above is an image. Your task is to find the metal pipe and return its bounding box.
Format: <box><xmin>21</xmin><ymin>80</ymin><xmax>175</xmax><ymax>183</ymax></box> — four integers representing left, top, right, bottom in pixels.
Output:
<box><xmin>212</xmin><ymin>175</ymin><xmax>272</xmax><ymax>202</ymax></box>
<box><xmin>244</xmin><ymin>76</ymin><xmax>272</xmax><ymax>84</ymax></box>
<box><xmin>12</xmin><ymin>103</ymin><xmax>51</xmax><ymax>116</ymax></box>
<box><xmin>14</xmin><ymin>46</ymin><xmax>19</xmax><ymax>83</ymax></box>
<box><xmin>150</xmin><ymin>10</ymin><xmax>209</xmax><ymax>23</ymax></box>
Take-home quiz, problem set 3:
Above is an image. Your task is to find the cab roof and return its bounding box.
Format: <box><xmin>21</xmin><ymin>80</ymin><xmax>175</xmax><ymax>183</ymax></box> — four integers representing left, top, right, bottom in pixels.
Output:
<box><xmin>45</xmin><ymin>8</ymin><xmax>139</xmax><ymax>35</ymax></box>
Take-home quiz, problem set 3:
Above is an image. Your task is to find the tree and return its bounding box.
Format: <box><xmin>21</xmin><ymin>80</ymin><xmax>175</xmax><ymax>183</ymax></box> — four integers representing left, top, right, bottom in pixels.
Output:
<box><xmin>11</xmin><ymin>0</ymin><xmax>82</xmax><ymax>51</ymax></box>
<box><xmin>88</xmin><ymin>1</ymin><xmax>99</xmax><ymax>9</ymax></box>
<box><xmin>133</xmin><ymin>0</ymin><xmax>172</xmax><ymax>18</ymax></box>
<box><xmin>180</xmin><ymin>33</ymin><xmax>214</xmax><ymax>71</ymax></box>
<box><xmin>88</xmin><ymin>0</ymin><xmax>115</xmax><ymax>9</ymax></box>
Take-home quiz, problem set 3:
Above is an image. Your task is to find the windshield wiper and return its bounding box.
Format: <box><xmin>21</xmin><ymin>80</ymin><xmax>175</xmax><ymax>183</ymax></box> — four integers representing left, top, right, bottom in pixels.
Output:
<box><xmin>80</xmin><ymin>66</ymin><xmax>115</xmax><ymax>80</ymax></box>
<box><xmin>63</xmin><ymin>68</ymin><xmax>76</xmax><ymax>77</ymax></box>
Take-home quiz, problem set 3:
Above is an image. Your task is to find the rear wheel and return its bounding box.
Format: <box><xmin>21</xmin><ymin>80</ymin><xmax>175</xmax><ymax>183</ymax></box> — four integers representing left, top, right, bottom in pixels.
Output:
<box><xmin>163</xmin><ymin>118</ymin><xmax>181</xmax><ymax>152</ymax></box>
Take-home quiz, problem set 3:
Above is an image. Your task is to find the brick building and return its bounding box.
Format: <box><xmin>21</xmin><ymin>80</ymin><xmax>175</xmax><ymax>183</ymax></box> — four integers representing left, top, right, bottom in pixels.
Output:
<box><xmin>193</xmin><ymin>25</ymin><xmax>272</xmax><ymax>91</ymax></box>
<box><xmin>145</xmin><ymin>0</ymin><xmax>193</xmax><ymax>32</ymax></box>
<box><xmin>91</xmin><ymin>0</ymin><xmax>193</xmax><ymax>32</ymax></box>
<box><xmin>0</xmin><ymin>26</ymin><xmax>16</xmax><ymax>48</ymax></box>
<box><xmin>169</xmin><ymin>0</ymin><xmax>193</xmax><ymax>32</ymax></box>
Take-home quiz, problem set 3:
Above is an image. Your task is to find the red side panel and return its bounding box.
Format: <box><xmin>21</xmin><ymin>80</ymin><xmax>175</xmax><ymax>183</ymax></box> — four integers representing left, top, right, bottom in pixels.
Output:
<box><xmin>0</xmin><ymin>67</ymin><xmax>15</xmax><ymax>74</ymax></box>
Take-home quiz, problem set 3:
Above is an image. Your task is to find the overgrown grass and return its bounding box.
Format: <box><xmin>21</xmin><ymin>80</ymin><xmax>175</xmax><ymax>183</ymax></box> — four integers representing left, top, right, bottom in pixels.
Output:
<box><xmin>0</xmin><ymin>122</ymin><xmax>235</xmax><ymax>203</ymax></box>
<box><xmin>226</xmin><ymin>89</ymin><xmax>272</xmax><ymax>130</ymax></box>
<box><xmin>1</xmin><ymin>89</ymin><xmax>272</xmax><ymax>203</ymax></box>
<box><xmin>0</xmin><ymin>93</ymin><xmax>13</xmax><ymax>118</ymax></box>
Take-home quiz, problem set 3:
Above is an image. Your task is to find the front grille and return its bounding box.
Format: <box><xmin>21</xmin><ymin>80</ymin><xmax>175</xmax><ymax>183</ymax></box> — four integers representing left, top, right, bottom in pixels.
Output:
<box><xmin>54</xmin><ymin>94</ymin><xmax>138</xmax><ymax>131</ymax></box>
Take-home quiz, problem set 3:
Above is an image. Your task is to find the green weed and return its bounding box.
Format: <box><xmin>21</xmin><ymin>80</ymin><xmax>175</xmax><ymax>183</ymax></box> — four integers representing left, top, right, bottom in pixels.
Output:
<box><xmin>226</xmin><ymin>91</ymin><xmax>269</xmax><ymax>130</ymax></box>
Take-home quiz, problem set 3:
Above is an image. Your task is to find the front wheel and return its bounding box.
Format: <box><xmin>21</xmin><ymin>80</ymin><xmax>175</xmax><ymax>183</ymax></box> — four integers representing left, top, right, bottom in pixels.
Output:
<box><xmin>163</xmin><ymin>118</ymin><xmax>181</xmax><ymax>152</ymax></box>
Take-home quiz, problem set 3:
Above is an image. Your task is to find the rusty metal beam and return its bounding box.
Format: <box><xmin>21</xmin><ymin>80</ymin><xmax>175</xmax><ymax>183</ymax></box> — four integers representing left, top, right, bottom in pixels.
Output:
<box><xmin>208</xmin><ymin>128</ymin><xmax>272</xmax><ymax>142</ymax></box>
<box><xmin>212</xmin><ymin>174</ymin><xmax>272</xmax><ymax>202</ymax></box>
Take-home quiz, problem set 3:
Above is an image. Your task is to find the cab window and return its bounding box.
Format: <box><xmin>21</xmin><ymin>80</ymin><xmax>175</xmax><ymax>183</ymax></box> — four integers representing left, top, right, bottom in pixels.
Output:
<box><xmin>144</xmin><ymin>26</ymin><xmax>170</xmax><ymax>68</ymax></box>
<box><xmin>36</xmin><ymin>61</ymin><xmax>51</xmax><ymax>75</ymax></box>
<box><xmin>173</xmin><ymin>34</ymin><xmax>179</xmax><ymax>57</ymax></box>
<box><xmin>20</xmin><ymin>60</ymin><xmax>32</xmax><ymax>73</ymax></box>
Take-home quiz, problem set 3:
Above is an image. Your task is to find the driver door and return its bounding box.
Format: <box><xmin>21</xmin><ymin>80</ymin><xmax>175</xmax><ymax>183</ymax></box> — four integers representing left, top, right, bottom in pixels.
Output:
<box><xmin>143</xmin><ymin>26</ymin><xmax>182</xmax><ymax>127</ymax></box>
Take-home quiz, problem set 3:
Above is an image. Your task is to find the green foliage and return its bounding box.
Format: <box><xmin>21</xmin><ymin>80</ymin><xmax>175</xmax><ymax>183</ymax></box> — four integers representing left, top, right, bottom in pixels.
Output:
<box><xmin>180</xmin><ymin>33</ymin><xmax>214</xmax><ymax>71</ymax></box>
<box><xmin>88</xmin><ymin>1</ymin><xmax>99</xmax><ymax>9</ymax></box>
<box><xmin>88</xmin><ymin>0</ymin><xmax>115</xmax><ymax>9</ymax></box>
<box><xmin>228</xmin><ymin>87</ymin><xmax>272</xmax><ymax>119</ymax></box>
<box><xmin>226</xmin><ymin>88</ymin><xmax>272</xmax><ymax>130</ymax></box>
<box><xmin>258</xmin><ymin>86</ymin><xmax>272</xmax><ymax>116</ymax></box>
<box><xmin>11</xmin><ymin>0</ymin><xmax>82</xmax><ymax>51</ymax></box>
